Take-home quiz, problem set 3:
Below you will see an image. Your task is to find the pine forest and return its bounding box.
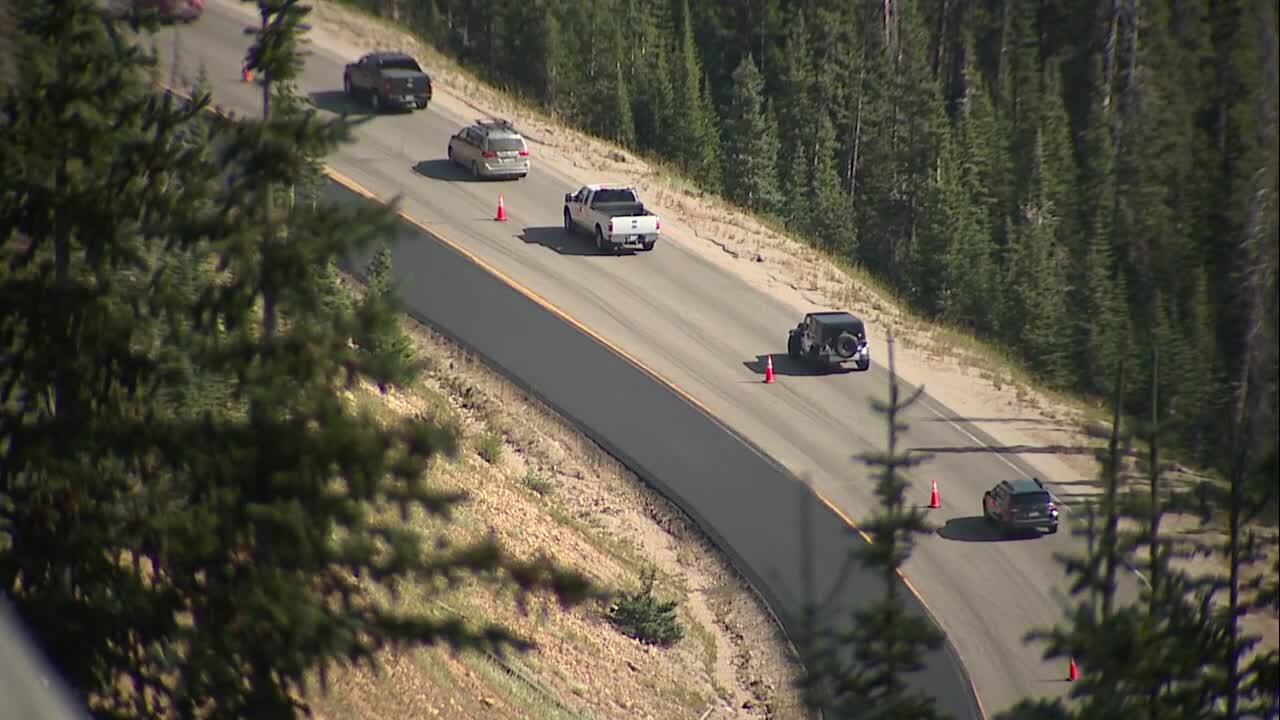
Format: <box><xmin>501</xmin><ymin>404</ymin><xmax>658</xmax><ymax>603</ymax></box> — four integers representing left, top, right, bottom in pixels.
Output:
<box><xmin>351</xmin><ymin>0</ymin><xmax>1279</xmax><ymax>496</ymax></box>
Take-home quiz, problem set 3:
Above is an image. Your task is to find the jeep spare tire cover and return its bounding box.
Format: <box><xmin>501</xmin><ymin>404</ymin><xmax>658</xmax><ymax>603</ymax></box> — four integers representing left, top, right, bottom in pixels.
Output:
<box><xmin>834</xmin><ymin>332</ymin><xmax>859</xmax><ymax>358</ymax></box>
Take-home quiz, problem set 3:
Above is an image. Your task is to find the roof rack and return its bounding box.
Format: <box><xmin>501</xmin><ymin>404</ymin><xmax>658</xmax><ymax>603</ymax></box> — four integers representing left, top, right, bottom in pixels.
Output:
<box><xmin>475</xmin><ymin>117</ymin><xmax>516</xmax><ymax>131</ymax></box>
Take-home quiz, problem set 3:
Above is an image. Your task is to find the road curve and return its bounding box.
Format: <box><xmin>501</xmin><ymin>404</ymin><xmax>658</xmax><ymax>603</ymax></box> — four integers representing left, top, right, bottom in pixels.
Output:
<box><xmin>326</xmin><ymin>177</ymin><xmax>984</xmax><ymax>718</ymax></box>
<box><xmin>155</xmin><ymin>1</ymin><xmax>1141</xmax><ymax>715</ymax></box>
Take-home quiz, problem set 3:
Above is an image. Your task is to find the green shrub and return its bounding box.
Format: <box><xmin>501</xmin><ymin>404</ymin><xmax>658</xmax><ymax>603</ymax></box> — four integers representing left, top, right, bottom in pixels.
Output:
<box><xmin>523</xmin><ymin>470</ymin><xmax>555</xmax><ymax>496</ymax></box>
<box><xmin>607</xmin><ymin>567</ymin><xmax>684</xmax><ymax>647</ymax></box>
<box><xmin>475</xmin><ymin>431</ymin><xmax>504</xmax><ymax>465</ymax></box>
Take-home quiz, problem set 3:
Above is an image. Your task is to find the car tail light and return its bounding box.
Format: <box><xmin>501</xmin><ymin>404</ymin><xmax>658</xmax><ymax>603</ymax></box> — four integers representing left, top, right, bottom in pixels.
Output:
<box><xmin>518</xmin><ymin>149</ymin><xmax>529</xmax><ymax>157</ymax></box>
<box><xmin>608</xmin><ymin>220</ymin><xmax>614</xmax><ymax>233</ymax></box>
<box><xmin>481</xmin><ymin>150</ymin><xmax>497</xmax><ymax>158</ymax></box>
<box><xmin>656</xmin><ymin>219</ymin><xmax>661</xmax><ymax>231</ymax></box>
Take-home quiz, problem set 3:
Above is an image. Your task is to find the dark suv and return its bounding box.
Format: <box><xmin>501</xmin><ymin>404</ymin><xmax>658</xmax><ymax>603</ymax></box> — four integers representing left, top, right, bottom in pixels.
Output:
<box><xmin>787</xmin><ymin>311</ymin><xmax>871</xmax><ymax>371</ymax></box>
<box><xmin>982</xmin><ymin>478</ymin><xmax>1059</xmax><ymax>536</ymax></box>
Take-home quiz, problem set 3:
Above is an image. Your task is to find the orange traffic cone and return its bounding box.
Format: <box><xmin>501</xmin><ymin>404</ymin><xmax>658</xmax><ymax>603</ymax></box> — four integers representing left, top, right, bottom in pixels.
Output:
<box><xmin>495</xmin><ymin>194</ymin><xmax>508</xmax><ymax>222</ymax></box>
<box><xmin>763</xmin><ymin>355</ymin><xmax>775</xmax><ymax>384</ymax></box>
<box><xmin>1068</xmin><ymin>658</ymin><xmax>1079</xmax><ymax>682</ymax></box>
<box><xmin>928</xmin><ymin>479</ymin><xmax>941</xmax><ymax>509</ymax></box>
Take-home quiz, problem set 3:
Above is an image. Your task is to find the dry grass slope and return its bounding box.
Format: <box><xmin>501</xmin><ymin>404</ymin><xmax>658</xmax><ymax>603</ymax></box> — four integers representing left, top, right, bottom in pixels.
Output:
<box><xmin>305</xmin><ymin>275</ymin><xmax>807</xmax><ymax>720</ymax></box>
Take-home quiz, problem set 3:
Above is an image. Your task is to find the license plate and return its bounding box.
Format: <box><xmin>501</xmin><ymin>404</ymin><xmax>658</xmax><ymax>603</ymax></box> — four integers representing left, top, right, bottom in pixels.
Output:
<box><xmin>1026</xmin><ymin>512</ymin><xmax>1041</xmax><ymax>518</ymax></box>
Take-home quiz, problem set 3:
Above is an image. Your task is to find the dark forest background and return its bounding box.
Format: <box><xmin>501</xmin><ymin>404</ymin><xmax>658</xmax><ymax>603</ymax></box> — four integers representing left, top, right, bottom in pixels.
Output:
<box><xmin>343</xmin><ymin>0</ymin><xmax>1279</xmax><ymax>496</ymax></box>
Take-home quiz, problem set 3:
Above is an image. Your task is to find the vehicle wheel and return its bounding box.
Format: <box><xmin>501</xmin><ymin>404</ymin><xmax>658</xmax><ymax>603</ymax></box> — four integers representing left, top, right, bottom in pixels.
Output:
<box><xmin>855</xmin><ymin>358</ymin><xmax>871</xmax><ymax>372</ymax></box>
<box><xmin>563</xmin><ymin>209</ymin><xmax>573</xmax><ymax>233</ymax></box>
<box><xmin>806</xmin><ymin>344</ymin><xmax>821</xmax><ymax>366</ymax></box>
<box><xmin>1048</xmin><ymin>523</ymin><xmax>1059</xmax><ymax>535</ymax></box>
<box><xmin>982</xmin><ymin>500</ymin><xmax>991</xmax><ymax>522</ymax></box>
<box><xmin>834</xmin><ymin>332</ymin><xmax>859</xmax><ymax>359</ymax></box>
<box><xmin>787</xmin><ymin>332</ymin><xmax>802</xmax><ymax>360</ymax></box>
<box><xmin>372</xmin><ymin>93</ymin><xmax>384</xmax><ymax>113</ymax></box>
<box><xmin>470</xmin><ymin>161</ymin><xmax>480</xmax><ymax>179</ymax></box>
<box><xmin>642</xmin><ymin>241</ymin><xmax>655</xmax><ymax>251</ymax></box>
<box><xmin>447</xmin><ymin>145</ymin><xmax>453</xmax><ymax>163</ymax></box>
<box><xmin>343</xmin><ymin>75</ymin><xmax>352</xmax><ymax>97</ymax></box>
<box><xmin>595</xmin><ymin>227</ymin><xmax>606</xmax><ymax>252</ymax></box>
<box><xmin>417</xmin><ymin>100</ymin><xmax>428</xmax><ymax>110</ymax></box>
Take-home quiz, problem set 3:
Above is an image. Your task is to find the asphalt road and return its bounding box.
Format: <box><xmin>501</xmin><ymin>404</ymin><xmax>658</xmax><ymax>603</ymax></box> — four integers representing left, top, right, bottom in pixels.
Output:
<box><xmin>0</xmin><ymin>598</ymin><xmax>89</xmax><ymax>720</ymax></box>
<box><xmin>330</xmin><ymin>179</ymin><xmax>983</xmax><ymax>717</ymax></box>
<box><xmin>153</xmin><ymin>2</ymin><xmax>1141</xmax><ymax>715</ymax></box>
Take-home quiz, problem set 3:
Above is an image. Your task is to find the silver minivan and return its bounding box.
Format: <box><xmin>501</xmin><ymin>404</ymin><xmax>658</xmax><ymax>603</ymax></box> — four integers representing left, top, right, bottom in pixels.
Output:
<box><xmin>446</xmin><ymin>118</ymin><xmax>530</xmax><ymax>180</ymax></box>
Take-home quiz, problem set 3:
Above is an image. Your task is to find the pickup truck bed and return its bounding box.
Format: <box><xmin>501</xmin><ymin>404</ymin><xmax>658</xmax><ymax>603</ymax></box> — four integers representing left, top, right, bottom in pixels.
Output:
<box><xmin>563</xmin><ymin>186</ymin><xmax>661</xmax><ymax>254</ymax></box>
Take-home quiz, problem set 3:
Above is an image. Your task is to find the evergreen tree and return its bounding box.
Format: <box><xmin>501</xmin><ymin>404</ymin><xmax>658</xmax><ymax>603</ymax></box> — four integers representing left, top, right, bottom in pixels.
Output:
<box><xmin>944</xmin><ymin>55</ymin><xmax>1001</xmax><ymax>331</ymax></box>
<box><xmin>1003</xmin><ymin>198</ymin><xmax>1071</xmax><ymax>386</ymax></box>
<box><xmin>918</xmin><ymin>124</ymin><xmax>965</xmax><ymax>318</ymax></box>
<box><xmin>0</xmin><ymin>2</ymin><xmax>224</xmax><ymax>707</ymax></box>
<box><xmin>796</xmin><ymin>334</ymin><xmax>946</xmax><ymax>719</ymax></box>
<box><xmin>607</xmin><ymin>50</ymin><xmax>638</xmax><ymax>148</ymax></box>
<box><xmin>671</xmin><ymin>0</ymin><xmax>722</xmax><ymax>191</ymax></box>
<box><xmin>355</xmin><ymin>243</ymin><xmax>425</xmax><ymax>391</ymax></box>
<box><xmin>631</xmin><ymin>34</ymin><xmax>676</xmax><ymax>153</ymax></box>
<box><xmin>721</xmin><ymin>52</ymin><xmax>781</xmax><ymax>216</ymax></box>
<box><xmin>774</xmin><ymin>13</ymin><xmax>816</xmax><ymax>230</ymax></box>
<box><xmin>628</xmin><ymin>0</ymin><xmax>676</xmax><ymax>153</ymax></box>
<box><xmin>1078</xmin><ymin>55</ymin><xmax>1128</xmax><ymax>397</ymax></box>
<box><xmin>805</xmin><ymin>110</ymin><xmax>855</xmax><ymax>258</ymax></box>
<box><xmin>3</xmin><ymin>2</ymin><xmax>597</xmax><ymax>716</ymax></box>
<box><xmin>1037</xmin><ymin>58</ymin><xmax>1080</xmax><ymax>260</ymax></box>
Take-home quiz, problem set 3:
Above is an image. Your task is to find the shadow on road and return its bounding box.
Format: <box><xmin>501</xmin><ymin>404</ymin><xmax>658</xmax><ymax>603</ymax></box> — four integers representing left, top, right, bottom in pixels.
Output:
<box><xmin>919</xmin><ymin>415</ymin><xmax>1073</xmax><ymax>430</ymax></box>
<box><xmin>742</xmin><ymin>354</ymin><xmax>849</xmax><ymax>379</ymax></box>
<box><xmin>519</xmin><ymin>226</ymin><xmax>627</xmax><ymax>257</ymax></box>
<box><xmin>411</xmin><ymin>159</ymin><xmax>486</xmax><ymax>183</ymax></box>
<box><xmin>936</xmin><ymin>516</ymin><xmax>1039</xmax><ymax>542</ymax></box>
<box><xmin>308</xmin><ymin>90</ymin><xmax>370</xmax><ymax>118</ymax></box>
<box><xmin>911</xmin><ymin>443</ymin><xmax>1102</xmax><ymax>457</ymax></box>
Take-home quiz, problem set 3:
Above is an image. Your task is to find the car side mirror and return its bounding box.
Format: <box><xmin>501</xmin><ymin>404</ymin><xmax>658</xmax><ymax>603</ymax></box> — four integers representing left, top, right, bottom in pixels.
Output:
<box><xmin>564</xmin><ymin>193</ymin><xmax>573</xmax><ymax>203</ymax></box>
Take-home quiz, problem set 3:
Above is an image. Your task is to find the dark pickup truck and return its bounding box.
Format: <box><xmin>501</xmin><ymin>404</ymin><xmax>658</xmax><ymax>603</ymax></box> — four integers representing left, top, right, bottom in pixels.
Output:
<box><xmin>342</xmin><ymin>51</ymin><xmax>432</xmax><ymax>113</ymax></box>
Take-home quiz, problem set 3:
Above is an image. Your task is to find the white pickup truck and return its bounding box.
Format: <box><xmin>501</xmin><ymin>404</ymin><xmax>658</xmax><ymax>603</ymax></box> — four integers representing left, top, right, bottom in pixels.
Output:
<box><xmin>563</xmin><ymin>185</ymin><xmax>661</xmax><ymax>253</ymax></box>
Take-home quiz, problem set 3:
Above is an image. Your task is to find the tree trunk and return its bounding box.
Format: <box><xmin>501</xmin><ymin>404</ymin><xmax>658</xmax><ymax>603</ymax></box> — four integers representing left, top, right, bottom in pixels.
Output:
<box><xmin>260</xmin><ymin>12</ymin><xmax>277</xmax><ymax>340</ymax></box>
<box><xmin>1100</xmin><ymin>0</ymin><xmax>1119</xmax><ymax>117</ymax></box>
<box><xmin>847</xmin><ymin>66</ymin><xmax>866</xmax><ymax>196</ymax></box>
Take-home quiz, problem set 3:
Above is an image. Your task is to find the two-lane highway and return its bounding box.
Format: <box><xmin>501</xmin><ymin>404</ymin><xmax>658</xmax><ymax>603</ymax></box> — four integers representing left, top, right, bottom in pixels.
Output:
<box><xmin>155</xmin><ymin>2</ymin><xmax>1139</xmax><ymax>715</ymax></box>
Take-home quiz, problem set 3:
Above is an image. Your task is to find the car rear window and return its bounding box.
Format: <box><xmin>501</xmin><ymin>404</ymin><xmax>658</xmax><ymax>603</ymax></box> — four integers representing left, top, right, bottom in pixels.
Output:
<box><xmin>487</xmin><ymin>137</ymin><xmax>525</xmax><ymax>152</ymax></box>
<box><xmin>381</xmin><ymin>58</ymin><xmax>422</xmax><ymax>72</ymax></box>
<box><xmin>593</xmin><ymin>189</ymin><xmax>638</xmax><ymax>203</ymax></box>
<box><xmin>1013</xmin><ymin>491</ymin><xmax>1051</xmax><ymax>506</ymax></box>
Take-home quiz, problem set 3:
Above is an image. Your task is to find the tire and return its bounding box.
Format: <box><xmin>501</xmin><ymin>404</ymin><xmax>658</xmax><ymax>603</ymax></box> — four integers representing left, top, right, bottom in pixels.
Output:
<box><xmin>806</xmin><ymin>343</ymin><xmax>821</xmax><ymax>366</ymax></box>
<box><xmin>370</xmin><ymin>92</ymin><xmax>381</xmax><ymax>113</ymax></box>
<box><xmin>787</xmin><ymin>332</ymin><xmax>802</xmax><ymax>360</ymax></box>
<box><xmin>1047</xmin><ymin>523</ymin><xmax>1059</xmax><ymax>535</ymax></box>
<box><xmin>563</xmin><ymin>209</ymin><xmax>574</xmax><ymax>233</ymax></box>
<box><xmin>595</xmin><ymin>227</ymin><xmax>606</xmax><ymax>252</ymax></box>
<box><xmin>834</xmin><ymin>332</ymin><xmax>859</xmax><ymax>359</ymax></box>
<box><xmin>982</xmin><ymin>499</ymin><xmax>992</xmax><ymax>522</ymax></box>
<box><xmin>855</xmin><ymin>358</ymin><xmax>870</xmax><ymax>372</ymax></box>
<box><xmin>342</xmin><ymin>75</ymin><xmax>352</xmax><ymax>97</ymax></box>
<box><xmin>642</xmin><ymin>241</ymin><xmax>655</xmax><ymax>251</ymax></box>
<box><xmin>470</xmin><ymin>161</ymin><xmax>480</xmax><ymax>179</ymax></box>
<box><xmin>447</xmin><ymin>145</ymin><xmax>453</xmax><ymax>163</ymax></box>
